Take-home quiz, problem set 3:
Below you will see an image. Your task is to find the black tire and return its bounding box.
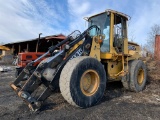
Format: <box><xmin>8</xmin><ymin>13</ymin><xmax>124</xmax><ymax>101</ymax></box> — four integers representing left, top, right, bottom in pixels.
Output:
<box><xmin>122</xmin><ymin>60</ymin><xmax>147</xmax><ymax>92</ymax></box>
<box><xmin>59</xmin><ymin>56</ymin><xmax>106</xmax><ymax>108</ymax></box>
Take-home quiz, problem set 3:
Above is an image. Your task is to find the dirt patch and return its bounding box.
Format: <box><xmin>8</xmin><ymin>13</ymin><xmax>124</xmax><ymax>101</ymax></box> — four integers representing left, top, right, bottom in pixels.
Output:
<box><xmin>0</xmin><ymin>60</ymin><xmax>160</xmax><ymax>120</ymax></box>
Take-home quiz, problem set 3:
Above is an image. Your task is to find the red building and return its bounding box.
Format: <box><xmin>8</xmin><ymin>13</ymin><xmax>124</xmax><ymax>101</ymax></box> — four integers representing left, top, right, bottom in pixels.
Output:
<box><xmin>154</xmin><ymin>35</ymin><xmax>160</xmax><ymax>60</ymax></box>
<box><xmin>3</xmin><ymin>34</ymin><xmax>66</xmax><ymax>55</ymax></box>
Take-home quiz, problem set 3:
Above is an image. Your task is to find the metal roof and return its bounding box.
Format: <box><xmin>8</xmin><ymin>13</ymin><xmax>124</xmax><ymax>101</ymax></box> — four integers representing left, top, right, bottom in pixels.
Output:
<box><xmin>3</xmin><ymin>34</ymin><xmax>66</xmax><ymax>45</ymax></box>
<box><xmin>84</xmin><ymin>9</ymin><xmax>130</xmax><ymax>21</ymax></box>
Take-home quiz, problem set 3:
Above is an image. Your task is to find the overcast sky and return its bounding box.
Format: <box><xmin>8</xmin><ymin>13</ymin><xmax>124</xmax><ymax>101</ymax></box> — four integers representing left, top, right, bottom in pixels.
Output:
<box><xmin>0</xmin><ymin>0</ymin><xmax>160</xmax><ymax>45</ymax></box>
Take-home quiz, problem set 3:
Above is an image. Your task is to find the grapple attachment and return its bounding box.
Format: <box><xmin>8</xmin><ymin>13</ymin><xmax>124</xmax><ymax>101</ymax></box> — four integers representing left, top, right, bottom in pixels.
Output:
<box><xmin>10</xmin><ymin>50</ymin><xmax>65</xmax><ymax>111</ymax></box>
<box><xmin>10</xmin><ymin>25</ymin><xmax>101</xmax><ymax>111</ymax></box>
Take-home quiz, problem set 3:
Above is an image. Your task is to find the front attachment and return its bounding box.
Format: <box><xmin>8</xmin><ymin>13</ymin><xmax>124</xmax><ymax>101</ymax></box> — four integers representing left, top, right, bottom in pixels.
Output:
<box><xmin>10</xmin><ymin>25</ymin><xmax>101</xmax><ymax>111</ymax></box>
<box><xmin>10</xmin><ymin>50</ymin><xmax>65</xmax><ymax>111</ymax></box>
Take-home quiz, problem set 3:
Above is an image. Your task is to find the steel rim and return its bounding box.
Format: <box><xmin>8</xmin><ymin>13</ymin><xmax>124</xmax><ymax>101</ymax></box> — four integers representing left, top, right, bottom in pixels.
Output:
<box><xmin>80</xmin><ymin>70</ymin><xmax>100</xmax><ymax>96</ymax></box>
<box><xmin>137</xmin><ymin>68</ymin><xmax>144</xmax><ymax>85</ymax></box>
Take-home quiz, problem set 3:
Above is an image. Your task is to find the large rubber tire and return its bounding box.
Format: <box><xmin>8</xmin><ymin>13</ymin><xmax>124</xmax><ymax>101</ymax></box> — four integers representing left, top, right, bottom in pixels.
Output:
<box><xmin>122</xmin><ymin>60</ymin><xmax>147</xmax><ymax>92</ymax></box>
<box><xmin>59</xmin><ymin>56</ymin><xmax>106</xmax><ymax>108</ymax></box>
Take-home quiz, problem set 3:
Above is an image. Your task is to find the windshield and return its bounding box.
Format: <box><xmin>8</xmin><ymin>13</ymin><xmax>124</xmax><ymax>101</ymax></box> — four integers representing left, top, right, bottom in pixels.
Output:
<box><xmin>88</xmin><ymin>13</ymin><xmax>110</xmax><ymax>52</ymax></box>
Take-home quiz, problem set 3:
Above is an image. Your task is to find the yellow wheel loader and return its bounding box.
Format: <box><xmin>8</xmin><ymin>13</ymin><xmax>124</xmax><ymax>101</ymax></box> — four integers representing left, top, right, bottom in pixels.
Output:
<box><xmin>10</xmin><ymin>9</ymin><xmax>147</xmax><ymax>111</ymax></box>
<box><xmin>0</xmin><ymin>45</ymin><xmax>10</xmax><ymax>59</ymax></box>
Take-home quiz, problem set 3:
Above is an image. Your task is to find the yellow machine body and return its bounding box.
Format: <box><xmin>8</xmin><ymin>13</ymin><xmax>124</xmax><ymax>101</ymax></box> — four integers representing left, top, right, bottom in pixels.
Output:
<box><xmin>68</xmin><ymin>9</ymin><xmax>141</xmax><ymax>81</ymax></box>
<box><xmin>0</xmin><ymin>45</ymin><xmax>10</xmax><ymax>59</ymax></box>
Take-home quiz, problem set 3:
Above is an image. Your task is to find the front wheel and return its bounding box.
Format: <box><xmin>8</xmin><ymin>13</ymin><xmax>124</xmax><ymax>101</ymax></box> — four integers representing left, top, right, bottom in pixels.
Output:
<box><xmin>59</xmin><ymin>56</ymin><xmax>107</xmax><ymax>108</ymax></box>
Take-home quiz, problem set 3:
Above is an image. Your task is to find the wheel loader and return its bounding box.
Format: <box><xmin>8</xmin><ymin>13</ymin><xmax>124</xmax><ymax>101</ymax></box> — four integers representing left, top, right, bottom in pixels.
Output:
<box><xmin>10</xmin><ymin>9</ymin><xmax>147</xmax><ymax>111</ymax></box>
<box><xmin>0</xmin><ymin>45</ymin><xmax>10</xmax><ymax>60</ymax></box>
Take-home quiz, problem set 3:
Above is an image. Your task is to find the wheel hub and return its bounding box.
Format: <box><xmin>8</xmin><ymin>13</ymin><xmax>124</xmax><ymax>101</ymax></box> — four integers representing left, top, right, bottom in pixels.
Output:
<box><xmin>82</xmin><ymin>73</ymin><xmax>92</xmax><ymax>91</ymax></box>
<box><xmin>80</xmin><ymin>70</ymin><xmax>100</xmax><ymax>96</ymax></box>
<box><xmin>137</xmin><ymin>68</ymin><xmax>144</xmax><ymax>85</ymax></box>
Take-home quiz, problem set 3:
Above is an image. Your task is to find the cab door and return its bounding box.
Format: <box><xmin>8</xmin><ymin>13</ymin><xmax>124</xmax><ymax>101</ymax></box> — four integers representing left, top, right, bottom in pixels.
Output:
<box><xmin>113</xmin><ymin>14</ymin><xmax>128</xmax><ymax>54</ymax></box>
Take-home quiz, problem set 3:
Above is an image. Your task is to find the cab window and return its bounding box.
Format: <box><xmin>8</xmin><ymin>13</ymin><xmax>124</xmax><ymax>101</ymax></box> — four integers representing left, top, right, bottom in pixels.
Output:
<box><xmin>88</xmin><ymin>13</ymin><xmax>110</xmax><ymax>53</ymax></box>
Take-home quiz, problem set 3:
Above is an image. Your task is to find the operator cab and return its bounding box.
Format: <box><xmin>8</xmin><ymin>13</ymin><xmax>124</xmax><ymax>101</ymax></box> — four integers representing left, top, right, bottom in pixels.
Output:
<box><xmin>85</xmin><ymin>9</ymin><xmax>129</xmax><ymax>55</ymax></box>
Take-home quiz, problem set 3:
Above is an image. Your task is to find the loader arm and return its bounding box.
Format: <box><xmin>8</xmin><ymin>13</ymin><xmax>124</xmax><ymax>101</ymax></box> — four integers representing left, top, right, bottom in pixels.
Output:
<box><xmin>10</xmin><ymin>25</ymin><xmax>102</xmax><ymax>111</ymax></box>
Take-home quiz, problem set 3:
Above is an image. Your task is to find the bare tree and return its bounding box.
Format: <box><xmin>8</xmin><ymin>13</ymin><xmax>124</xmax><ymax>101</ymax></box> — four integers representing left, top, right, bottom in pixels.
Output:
<box><xmin>144</xmin><ymin>24</ymin><xmax>160</xmax><ymax>54</ymax></box>
<box><xmin>129</xmin><ymin>29</ymin><xmax>136</xmax><ymax>42</ymax></box>
<box><xmin>128</xmin><ymin>18</ymin><xmax>136</xmax><ymax>42</ymax></box>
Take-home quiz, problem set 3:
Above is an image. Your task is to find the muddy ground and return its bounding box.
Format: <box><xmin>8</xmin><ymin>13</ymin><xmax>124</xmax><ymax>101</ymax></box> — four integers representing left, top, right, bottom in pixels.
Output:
<box><xmin>0</xmin><ymin>60</ymin><xmax>160</xmax><ymax>120</ymax></box>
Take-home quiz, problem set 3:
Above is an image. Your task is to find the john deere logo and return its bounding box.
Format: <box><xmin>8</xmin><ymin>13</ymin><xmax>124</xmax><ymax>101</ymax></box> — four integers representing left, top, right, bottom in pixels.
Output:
<box><xmin>70</xmin><ymin>48</ymin><xmax>83</xmax><ymax>60</ymax></box>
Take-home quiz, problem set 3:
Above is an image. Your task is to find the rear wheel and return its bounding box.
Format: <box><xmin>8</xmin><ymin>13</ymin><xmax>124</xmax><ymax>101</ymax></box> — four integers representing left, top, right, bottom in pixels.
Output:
<box><xmin>59</xmin><ymin>56</ymin><xmax>106</xmax><ymax>108</ymax></box>
<box><xmin>122</xmin><ymin>60</ymin><xmax>147</xmax><ymax>92</ymax></box>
